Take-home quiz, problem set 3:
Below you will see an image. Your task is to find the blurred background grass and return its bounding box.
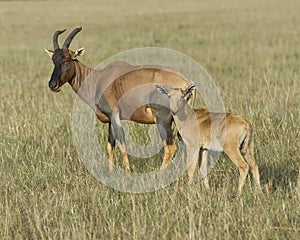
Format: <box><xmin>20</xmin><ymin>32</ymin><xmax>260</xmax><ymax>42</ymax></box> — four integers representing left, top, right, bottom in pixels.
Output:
<box><xmin>0</xmin><ymin>0</ymin><xmax>299</xmax><ymax>239</ymax></box>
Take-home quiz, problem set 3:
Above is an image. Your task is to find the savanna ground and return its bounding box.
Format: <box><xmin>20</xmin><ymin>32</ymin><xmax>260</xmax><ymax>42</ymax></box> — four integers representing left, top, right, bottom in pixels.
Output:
<box><xmin>0</xmin><ymin>0</ymin><xmax>299</xmax><ymax>239</ymax></box>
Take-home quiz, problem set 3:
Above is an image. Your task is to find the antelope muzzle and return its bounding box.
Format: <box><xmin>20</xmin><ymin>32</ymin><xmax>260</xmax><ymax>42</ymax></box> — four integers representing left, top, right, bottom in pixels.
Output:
<box><xmin>48</xmin><ymin>67</ymin><xmax>62</xmax><ymax>92</ymax></box>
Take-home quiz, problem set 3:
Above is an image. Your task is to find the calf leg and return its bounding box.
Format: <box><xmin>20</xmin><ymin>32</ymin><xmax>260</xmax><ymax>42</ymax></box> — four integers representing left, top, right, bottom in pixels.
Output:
<box><xmin>243</xmin><ymin>140</ymin><xmax>262</xmax><ymax>192</ymax></box>
<box><xmin>199</xmin><ymin>149</ymin><xmax>210</xmax><ymax>189</ymax></box>
<box><xmin>224</xmin><ymin>146</ymin><xmax>249</xmax><ymax>195</ymax></box>
<box><xmin>186</xmin><ymin>147</ymin><xmax>200</xmax><ymax>185</ymax></box>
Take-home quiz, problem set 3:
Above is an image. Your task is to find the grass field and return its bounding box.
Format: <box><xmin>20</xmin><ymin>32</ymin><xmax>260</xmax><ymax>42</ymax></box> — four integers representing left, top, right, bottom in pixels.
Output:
<box><xmin>0</xmin><ymin>0</ymin><xmax>300</xmax><ymax>239</ymax></box>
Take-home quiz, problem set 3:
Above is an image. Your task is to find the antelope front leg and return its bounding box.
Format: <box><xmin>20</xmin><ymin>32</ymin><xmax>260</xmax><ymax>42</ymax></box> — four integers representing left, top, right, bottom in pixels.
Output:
<box><xmin>117</xmin><ymin>142</ymin><xmax>130</xmax><ymax>171</ymax></box>
<box><xmin>160</xmin><ymin>141</ymin><xmax>177</xmax><ymax>170</ymax></box>
<box><xmin>186</xmin><ymin>147</ymin><xmax>200</xmax><ymax>185</ymax></box>
<box><xmin>199</xmin><ymin>149</ymin><xmax>210</xmax><ymax>189</ymax></box>
<box><xmin>108</xmin><ymin>123</ymin><xmax>116</xmax><ymax>173</ymax></box>
<box><xmin>158</xmin><ymin>117</ymin><xmax>177</xmax><ymax>170</ymax></box>
<box><xmin>111</xmin><ymin>110</ymin><xmax>130</xmax><ymax>171</ymax></box>
<box><xmin>107</xmin><ymin>142</ymin><xmax>114</xmax><ymax>173</ymax></box>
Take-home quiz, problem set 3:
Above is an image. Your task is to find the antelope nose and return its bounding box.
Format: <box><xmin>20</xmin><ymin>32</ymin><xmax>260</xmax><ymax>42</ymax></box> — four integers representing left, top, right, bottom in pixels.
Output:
<box><xmin>171</xmin><ymin>110</ymin><xmax>179</xmax><ymax>115</ymax></box>
<box><xmin>49</xmin><ymin>80</ymin><xmax>57</xmax><ymax>90</ymax></box>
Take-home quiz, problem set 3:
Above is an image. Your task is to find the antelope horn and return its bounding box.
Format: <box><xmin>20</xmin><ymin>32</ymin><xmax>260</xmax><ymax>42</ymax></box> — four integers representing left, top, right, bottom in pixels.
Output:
<box><xmin>53</xmin><ymin>29</ymin><xmax>66</xmax><ymax>50</ymax></box>
<box><xmin>62</xmin><ymin>26</ymin><xmax>82</xmax><ymax>49</ymax></box>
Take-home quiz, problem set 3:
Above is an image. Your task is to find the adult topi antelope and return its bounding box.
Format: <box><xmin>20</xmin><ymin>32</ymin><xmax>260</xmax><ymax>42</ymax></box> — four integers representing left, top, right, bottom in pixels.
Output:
<box><xmin>156</xmin><ymin>85</ymin><xmax>262</xmax><ymax>195</ymax></box>
<box><xmin>45</xmin><ymin>27</ymin><xmax>195</xmax><ymax>172</ymax></box>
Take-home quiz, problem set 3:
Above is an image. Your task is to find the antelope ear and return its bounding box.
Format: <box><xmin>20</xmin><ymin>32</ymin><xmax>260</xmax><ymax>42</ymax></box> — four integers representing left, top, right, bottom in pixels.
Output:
<box><xmin>156</xmin><ymin>85</ymin><xmax>170</xmax><ymax>95</ymax></box>
<box><xmin>184</xmin><ymin>85</ymin><xmax>195</xmax><ymax>97</ymax></box>
<box><xmin>44</xmin><ymin>48</ymin><xmax>54</xmax><ymax>58</ymax></box>
<box><xmin>74</xmin><ymin>47</ymin><xmax>85</xmax><ymax>58</ymax></box>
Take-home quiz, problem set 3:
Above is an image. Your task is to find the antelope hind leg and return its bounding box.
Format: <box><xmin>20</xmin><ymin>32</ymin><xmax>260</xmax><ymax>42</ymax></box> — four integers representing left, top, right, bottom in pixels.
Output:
<box><xmin>244</xmin><ymin>141</ymin><xmax>262</xmax><ymax>192</ymax></box>
<box><xmin>224</xmin><ymin>146</ymin><xmax>250</xmax><ymax>195</ymax></box>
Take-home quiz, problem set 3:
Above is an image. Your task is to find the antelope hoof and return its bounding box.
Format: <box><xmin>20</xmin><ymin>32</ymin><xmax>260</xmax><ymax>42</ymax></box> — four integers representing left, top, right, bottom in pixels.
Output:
<box><xmin>109</xmin><ymin>163</ymin><xmax>114</xmax><ymax>173</ymax></box>
<box><xmin>124</xmin><ymin>165</ymin><xmax>130</xmax><ymax>172</ymax></box>
<box><xmin>203</xmin><ymin>178</ymin><xmax>210</xmax><ymax>189</ymax></box>
<box><xmin>160</xmin><ymin>163</ymin><xmax>168</xmax><ymax>170</ymax></box>
<box><xmin>188</xmin><ymin>178</ymin><xmax>193</xmax><ymax>185</ymax></box>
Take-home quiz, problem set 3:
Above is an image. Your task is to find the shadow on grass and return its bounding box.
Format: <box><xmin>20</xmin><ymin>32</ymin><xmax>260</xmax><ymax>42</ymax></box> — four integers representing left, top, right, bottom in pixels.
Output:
<box><xmin>259</xmin><ymin>163</ymin><xmax>299</xmax><ymax>192</ymax></box>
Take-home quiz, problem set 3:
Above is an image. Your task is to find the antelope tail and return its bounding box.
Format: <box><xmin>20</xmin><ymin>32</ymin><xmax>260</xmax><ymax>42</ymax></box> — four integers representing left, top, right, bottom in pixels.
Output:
<box><xmin>240</xmin><ymin>125</ymin><xmax>253</xmax><ymax>156</ymax></box>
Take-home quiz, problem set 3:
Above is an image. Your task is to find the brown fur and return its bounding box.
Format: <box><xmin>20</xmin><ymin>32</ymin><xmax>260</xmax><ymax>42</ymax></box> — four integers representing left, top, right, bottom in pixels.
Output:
<box><xmin>45</xmin><ymin>28</ymin><xmax>195</xmax><ymax>172</ymax></box>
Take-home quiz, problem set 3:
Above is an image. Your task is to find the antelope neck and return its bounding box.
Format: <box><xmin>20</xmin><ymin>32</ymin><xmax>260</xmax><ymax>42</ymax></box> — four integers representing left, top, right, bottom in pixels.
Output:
<box><xmin>69</xmin><ymin>61</ymin><xmax>98</xmax><ymax>111</ymax></box>
<box><xmin>69</xmin><ymin>61</ymin><xmax>93</xmax><ymax>93</ymax></box>
<box><xmin>172</xmin><ymin>100</ymin><xmax>192</xmax><ymax>122</ymax></box>
<box><xmin>172</xmin><ymin>102</ymin><xmax>196</xmax><ymax>130</ymax></box>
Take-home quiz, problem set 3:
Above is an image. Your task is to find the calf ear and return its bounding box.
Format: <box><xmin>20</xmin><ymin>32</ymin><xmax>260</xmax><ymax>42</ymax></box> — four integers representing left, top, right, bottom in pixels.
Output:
<box><xmin>184</xmin><ymin>85</ymin><xmax>195</xmax><ymax>97</ymax></box>
<box><xmin>44</xmin><ymin>48</ymin><xmax>54</xmax><ymax>58</ymax></box>
<box><xmin>156</xmin><ymin>85</ymin><xmax>169</xmax><ymax>95</ymax></box>
<box><xmin>74</xmin><ymin>47</ymin><xmax>85</xmax><ymax>58</ymax></box>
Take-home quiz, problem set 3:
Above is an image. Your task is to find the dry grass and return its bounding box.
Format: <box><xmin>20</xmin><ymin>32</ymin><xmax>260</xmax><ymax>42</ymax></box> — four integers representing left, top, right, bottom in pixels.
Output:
<box><xmin>0</xmin><ymin>0</ymin><xmax>299</xmax><ymax>239</ymax></box>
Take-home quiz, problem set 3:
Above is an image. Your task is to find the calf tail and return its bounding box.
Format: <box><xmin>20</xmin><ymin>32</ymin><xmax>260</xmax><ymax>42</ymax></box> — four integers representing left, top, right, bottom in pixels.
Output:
<box><xmin>240</xmin><ymin>123</ymin><xmax>253</xmax><ymax>156</ymax></box>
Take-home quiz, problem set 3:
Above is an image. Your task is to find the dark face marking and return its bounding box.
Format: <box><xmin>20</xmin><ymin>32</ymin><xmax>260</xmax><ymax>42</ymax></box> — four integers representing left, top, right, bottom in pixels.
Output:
<box><xmin>48</xmin><ymin>49</ymin><xmax>76</xmax><ymax>92</ymax></box>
